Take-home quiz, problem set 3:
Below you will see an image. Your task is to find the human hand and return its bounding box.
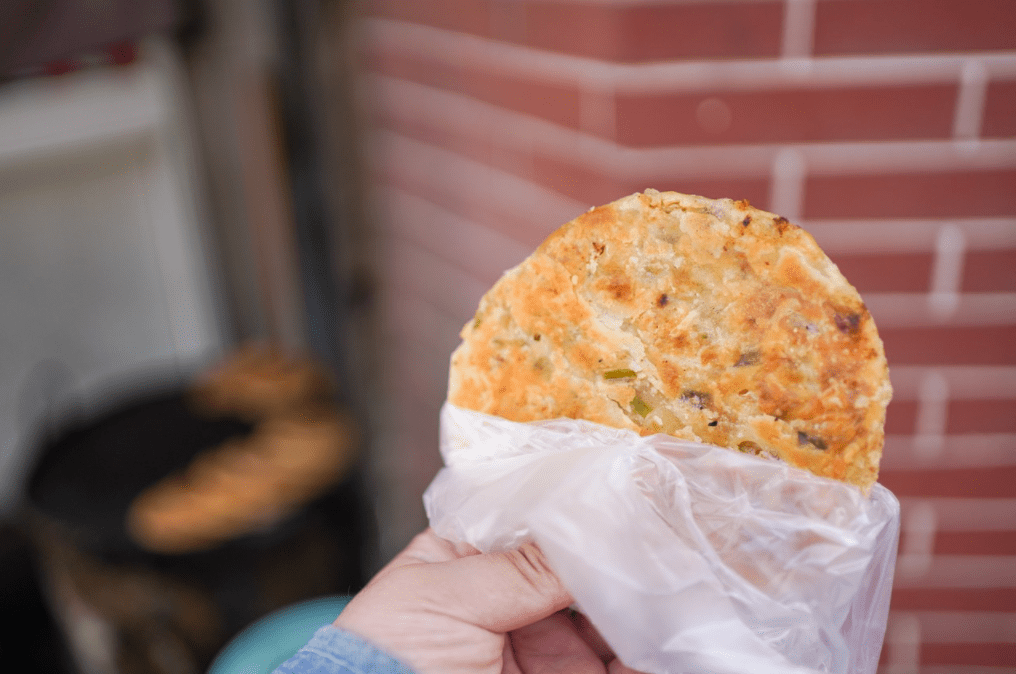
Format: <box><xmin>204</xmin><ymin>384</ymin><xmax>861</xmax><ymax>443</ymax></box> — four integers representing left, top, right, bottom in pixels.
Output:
<box><xmin>335</xmin><ymin>528</ymin><xmax>647</xmax><ymax>674</ymax></box>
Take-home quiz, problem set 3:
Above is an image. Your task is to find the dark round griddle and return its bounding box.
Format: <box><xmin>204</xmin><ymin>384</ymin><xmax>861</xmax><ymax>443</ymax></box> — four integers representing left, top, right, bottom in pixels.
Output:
<box><xmin>22</xmin><ymin>376</ymin><xmax>369</xmax><ymax>671</ymax></box>
<box><xmin>27</xmin><ymin>388</ymin><xmax>255</xmax><ymax>560</ymax></box>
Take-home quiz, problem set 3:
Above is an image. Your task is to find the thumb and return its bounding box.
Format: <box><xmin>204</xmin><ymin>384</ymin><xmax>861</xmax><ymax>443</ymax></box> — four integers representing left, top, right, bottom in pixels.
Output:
<box><xmin>422</xmin><ymin>541</ymin><xmax>573</xmax><ymax>633</ymax></box>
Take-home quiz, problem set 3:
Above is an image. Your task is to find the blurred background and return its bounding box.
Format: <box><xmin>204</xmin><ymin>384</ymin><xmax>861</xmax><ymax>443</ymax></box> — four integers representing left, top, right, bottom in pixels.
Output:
<box><xmin>0</xmin><ymin>0</ymin><xmax>1013</xmax><ymax>673</ymax></box>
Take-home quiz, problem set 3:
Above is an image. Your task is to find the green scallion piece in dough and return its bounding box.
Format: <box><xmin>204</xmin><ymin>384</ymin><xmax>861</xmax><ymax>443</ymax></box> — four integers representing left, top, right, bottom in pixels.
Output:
<box><xmin>631</xmin><ymin>395</ymin><xmax>652</xmax><ymax>416</ymax></box>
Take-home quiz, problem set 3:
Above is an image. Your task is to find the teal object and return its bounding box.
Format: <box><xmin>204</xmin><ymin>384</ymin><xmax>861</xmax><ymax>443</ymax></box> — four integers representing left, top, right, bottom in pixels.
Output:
<box><xmin>208</xmin><ymin>595</ymin><xmax>351</xmax><ymax>674</ymax></box>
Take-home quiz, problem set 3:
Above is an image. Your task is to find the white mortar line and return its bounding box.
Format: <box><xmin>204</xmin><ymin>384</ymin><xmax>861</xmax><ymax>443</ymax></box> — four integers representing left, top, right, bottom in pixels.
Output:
<box><xmin>769</xmin><ymin>148</ymin><xmax>807</xmax><ymax>220</ymax></box>
<box><xmin>368</xmin><ymin>18</ymin><xmax>1016</xmax><ymax>93</ymax></box>
<box><xmin>371</xmin><ymin>130</ymin><xmax>588</xmax><ymax>232</ymax></box>
<box><xmin>913</xmin><ymin>372</ymin><xmax>950</xmax><ymax>461</ymax></box>
<box><xmin>883</xmin><ymin>435</ymin><xmax>1016</xmax><ymax>470</ymax></box>
<box><xmin>898</xmin><ymin>497</ymin><xmax>1016</xmax><ymax>531</ymax></box>
<box><xmin>888</xmin><ymin>611</ymin><xmax>1016</xmax><ymax>643</ymax></box>
<box><xmin>864</xmin><ymin>292</ymin><xmax>1016</xmax><ymax>328</ymax></box>
<box><xmin>893</xmin><ymin>555</ymin><xmax>1016</xmax><ymax>588</ymax></box>
<box><xmin>889</xmin><ymin>365</ymin><xmax>1016</xmax><ymax>401</ymax></box>
<box><xmin>776</xmin><ymin>137</ymin><xmax>1016</xmax><ymax>174</ymax></box>
<box><xmin>371</xmin><ymin>77</ymin><xmax>1016</xmax><ymax>178</ymax></box>
<box><xmin>928</xmin><ymin>225</ymin><xmax>967</xmax><ymax>320</ymax></box>
<box><xmin>804</xmin><ymin>218</ymin><xmax>1016</xmax><ymax>254</ymax></box>
<box><xmin>885</xmin><ymin>613</ymin><xmax>922</xmax><ymax>670</ymax></box>
<box><xmin>953</xmin><ymin>60</ymin><xmax>990</xmax><ymax>139</ymax></box>
<box><xmin>781</xmin><ymin>0</ymin><xmax>816</xmax><ymax>59</ymax></box>
<box><xmin>898</xmin><ymin>500</ymin><xmax>938</xmax><ymax>578</ymax></box>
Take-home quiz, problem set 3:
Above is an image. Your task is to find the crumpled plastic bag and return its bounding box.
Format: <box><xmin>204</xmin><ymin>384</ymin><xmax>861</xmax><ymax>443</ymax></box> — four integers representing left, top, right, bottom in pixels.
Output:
<box><xmin>424</xmin><ymin>403</ymin><xmax>900</xmax><ymax>674</ymax></box>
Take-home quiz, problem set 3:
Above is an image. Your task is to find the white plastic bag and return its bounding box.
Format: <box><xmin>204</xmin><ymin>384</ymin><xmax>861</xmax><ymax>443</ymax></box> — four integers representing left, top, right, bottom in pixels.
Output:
<box><xmin>424</xmin><ymin>403</ymin><xmax>900</xmax><ymax>674</ymax></box>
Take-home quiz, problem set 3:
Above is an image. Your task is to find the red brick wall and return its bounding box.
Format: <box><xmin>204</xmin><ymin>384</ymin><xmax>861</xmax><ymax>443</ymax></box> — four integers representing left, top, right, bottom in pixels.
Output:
<box><xmin>360</xmin><ymin>1</ymin><xmax>1016</xmax><ymax>670</ymax></box>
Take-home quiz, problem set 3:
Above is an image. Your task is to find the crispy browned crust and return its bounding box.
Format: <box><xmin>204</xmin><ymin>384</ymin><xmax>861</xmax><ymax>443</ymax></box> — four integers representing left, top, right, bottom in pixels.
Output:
<box><xmin>447</xmin><ymin>190</ymin><xmax>892</xmax><ymax>490</ymax></box>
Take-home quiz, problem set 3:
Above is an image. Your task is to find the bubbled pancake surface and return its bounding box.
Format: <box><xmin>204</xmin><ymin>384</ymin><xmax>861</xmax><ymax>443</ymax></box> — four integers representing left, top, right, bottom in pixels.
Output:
<box><xmin>447</xmin><ymin>190</ymin><xmax>892</xmax><ymax>490</ymax></box>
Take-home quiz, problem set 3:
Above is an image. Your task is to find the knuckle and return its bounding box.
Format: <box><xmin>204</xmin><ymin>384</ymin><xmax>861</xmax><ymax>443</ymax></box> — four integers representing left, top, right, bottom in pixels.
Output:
<box><xmin>508</xmin><ymin>543</ymin><xmax>556</xmax><ymax>591</ymax></box>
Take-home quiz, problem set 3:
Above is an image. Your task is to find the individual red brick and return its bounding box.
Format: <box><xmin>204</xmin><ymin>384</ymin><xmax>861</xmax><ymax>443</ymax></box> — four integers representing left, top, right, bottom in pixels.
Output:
<box><xmin>964</xmin><ymin>249</ymin><xmax>1016</xmax><ymax>292</ymax></box>
<box><xmin>466</xmin><ymin>70</ymin><xmax>583</xmax><ymax>130</ymax></box>
<box><xmin>828</xmin><ymin>252</ymin><xmax>933</xmax><ymax>293</ymax></box>
<box><xmin>885</xmin><ymin>400</ymin><xmax>917</xmax><ymax>435</ymax></box>
<box><xmin>880</xmin><ymin>326</ymin><xmax>1016</xmax><ymax>366</ymax></box>
<box><xmin>511</xmin><ymin>2</ymin><xmax>621</xmax><ymax>57</ymax></box>
<box><xmin>880</xmin><ymin>466</ymin><xmax>1016</xmax><ymax>497</ymax></box>
<box><xmin>520</xmin><ymin>2</ymin><xmax>784</xmax><ymax>61</ymax></box>
<box><xmin>890</xmin><ymin>588</ymin><xmax>1016</xmax><ymax>612</ymax></box>
<box><xmin>804</xmin><ymin>170</ymin><xmax>1016</xmax><ymax>219</ymax></box>
<box><xmin>948</xmin><ymin>399</ymin><xmax>1016</xmax><ymax>434</ymax></box>
<box><xmin>368</xmin><ymin>0</ymin><xmax>783</xmax><ymax>61</ymax></box>
<box><xmin>616</xmin><ymin>3</ymin><xmax>782</xmax><ymax>61</ymax></box>
<box><xmin>366</xmin><ymin>48</ymin><xmax>579</xmax><ymax>127</ymax></box>
<box><xmin>814</xmin><ymin>0</ymin><xmax>1016</xmax><ymax>55</ymax></box>
<box><xmin>369</xmin><ymin>49</ymin><xmax>583</xmax><ymax>130</ymax></box>
<box><xmin>921</xmin><ymin>643</ymin><xmax>1016</xmax><ymax>667</ymax></box>
<box><xmin>982</xmin><ymin>80</ymin><xmax>1016</xmax><ymax>138</ymax></box>
<box><xmin>615</xmin><ymin>85</ymin><xmax>956</xmax><ymax>147</ymax></box>
<box><xmin>368</xmin><ymin>0</ymin><xmax>613</xmax><ymax>53</ymax></box>
<box><xmin>936</xmin><ymin>531</ymin><xmax>1016</xmax><ymax>556</ymax></box>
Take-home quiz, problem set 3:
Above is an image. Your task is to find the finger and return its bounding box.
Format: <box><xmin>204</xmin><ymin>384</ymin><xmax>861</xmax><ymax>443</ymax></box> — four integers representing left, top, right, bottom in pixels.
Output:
<box><xmin>419</xmin><ymin>541</ymin><xmax>573</xmax><ymax>633</ymax></box>
<box><xmin>607</xmin><ymin>659</ymin><xmax>652</xmax><ymax>674</ymax></box>
<box><xmin>501</xmin><ymin>638</ymin><xmax>524</xmax><ymax>674</ymax></box>
<box><xmin>376</xmin><ymin>529</ymin><xmax>480</xmax><ymax>578</ymax></box>
<box><xmin>567</xmin><ymin>610</ymin><xmax>615</xmax><ymax>664</ymax></box>
<box><xmin>510</xmin><ymin>611</ymin><xmax>607</xmax><ymax>674</ymax></box>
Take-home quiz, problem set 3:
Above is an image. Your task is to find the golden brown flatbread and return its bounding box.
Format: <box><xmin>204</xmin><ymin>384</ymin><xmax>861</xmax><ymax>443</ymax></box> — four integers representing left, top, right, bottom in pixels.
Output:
<box><xmin>448</xmin><ymin>190</ymin><xmax>891</xmax><ymax>490</ymax></box>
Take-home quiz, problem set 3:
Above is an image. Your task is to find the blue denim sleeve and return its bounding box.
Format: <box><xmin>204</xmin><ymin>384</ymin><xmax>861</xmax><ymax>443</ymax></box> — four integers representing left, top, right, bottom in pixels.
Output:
<box><xmin>272</xmin><ymin>625</ymin><xmax>416</xmax><ymax>674</ymax></box>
